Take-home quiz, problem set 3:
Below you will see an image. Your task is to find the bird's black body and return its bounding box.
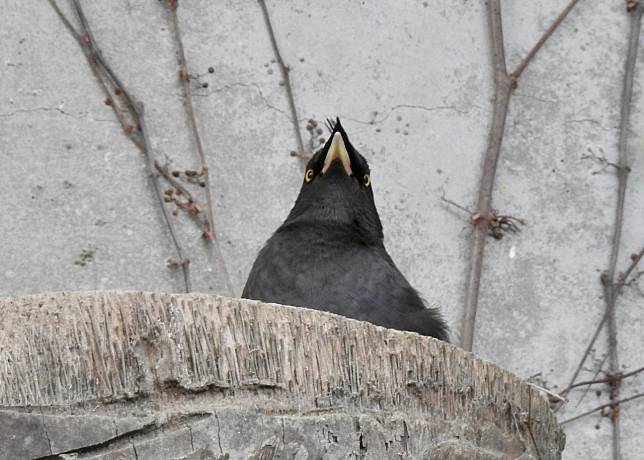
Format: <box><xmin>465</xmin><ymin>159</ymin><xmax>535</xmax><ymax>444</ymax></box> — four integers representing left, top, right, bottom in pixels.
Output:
<box><xmin>243</xmin><ymin>119</ymin><xmax>448</xmax><ymax>341</ymax></box>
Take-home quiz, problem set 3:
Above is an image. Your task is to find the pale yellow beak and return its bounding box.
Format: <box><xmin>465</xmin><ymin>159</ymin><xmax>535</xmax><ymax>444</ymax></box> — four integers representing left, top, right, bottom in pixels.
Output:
<box><xmin>322</xmin><ymin>132</ymin><xmax>353</xmax><ymax>175</ymax></box>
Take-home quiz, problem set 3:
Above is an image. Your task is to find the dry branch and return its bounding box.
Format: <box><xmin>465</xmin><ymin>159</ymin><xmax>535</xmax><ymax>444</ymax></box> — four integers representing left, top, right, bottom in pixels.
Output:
<box><xmin>559</xmin><ymin>5</ymin><xmax>643</xmax><ymax>456</ymax></box>
<box><xmin>461</xmin><ymin>0</ymin><xmax>580</xmax><ymax>351</ymax></box>
<box><xmin>164</xmin><ymin>1</ymin><xmax>235</xmax><ymax>295</ymax></box>
<box><xmin>138</xmin><ymin>103</ymin><xmax>192</xmax><ymax>291</ymax></box>
<box><xmin>560</xmin><ymin>392</ymin><xmax>644</xmax><ymax>426</ymax></box>
<box><xmin>563</xmin><ymin>365</ymin><xmax>644</xmax><ymax>394</ymax></box>
<box><xmin>561</xmin><ymin>246</ymin><xmax>644</xmax><ymax>398</ymax></box>
<box><xmin>48</xmin><ymin>0</ymin><xmax>192</xmax><ymax>292</ymax></box>
<box><xmin>598</xmin><ymin>5</ymin><xmax>641</xmax><ymax>455</ymax></box>
<box><xmin>257</xmin><ymin>0</ymin><xmax>305</xmax><ymax>156</ymax></box>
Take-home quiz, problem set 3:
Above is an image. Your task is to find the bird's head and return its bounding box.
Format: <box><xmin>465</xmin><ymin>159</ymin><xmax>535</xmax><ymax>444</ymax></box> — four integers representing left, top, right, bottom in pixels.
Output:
<box><xmin>283</xmin><ymin>118</ymin><xmax>383</xmax><ymax>242</ymax></box>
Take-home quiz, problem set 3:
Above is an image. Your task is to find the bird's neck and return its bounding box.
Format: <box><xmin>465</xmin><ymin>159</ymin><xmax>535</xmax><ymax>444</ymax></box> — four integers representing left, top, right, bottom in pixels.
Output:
<box><xmin>278</xmin><ymin>218</ymin><xmax>383</xmax><ymax>246</ymax></box>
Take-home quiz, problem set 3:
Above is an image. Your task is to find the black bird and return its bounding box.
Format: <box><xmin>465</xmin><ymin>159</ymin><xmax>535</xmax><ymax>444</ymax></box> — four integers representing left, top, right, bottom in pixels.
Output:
<box><xmin>243</xmin><ymin>119</ymin><xmax>448</xmax><ymax>341</ymax></box>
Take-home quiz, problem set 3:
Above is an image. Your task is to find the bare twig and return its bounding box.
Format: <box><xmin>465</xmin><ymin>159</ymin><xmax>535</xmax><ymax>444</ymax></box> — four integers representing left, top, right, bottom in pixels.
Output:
<box><xmin>164</xmin><ymin>1</ymin><xmax>235</xmax><ymax>296</ymax></box>
<box><xmin>48</xmin><ymin>0</ymin><xmax>191</xmax><ymax>291</ymax></box>
<box><xmin>562</xmin><ymin>245</ymin><xmax>643</xmax><ymax>399</ymax></box>
<box><xmin>440</xmin><ymin>190</ymin><xmax>472</xmax><ymax>215</ymax></box>
<box><xmin>461</xmin><ymin>0</ymin><xmax>512</xmax><ymax>352</ymax></box>
<box><xmin>511</xmin><ymin>0</ymin><xmax>581</xmax><ymax>82</ymax></box>
<box><xmin>257</xmin><ymin>0</ymin><xmax>305</xmax><ymax>156</ymax></box>
<box><xmin>560</xmin><ymin>392</ymin><xmax>644</xmax><ymax>425</ymax></box>
<box><xmin>527</xmin><ymin>382</ymin><xmax>567</xmax><ymax>404</ymax></box>
<box><xmin>460</xmin><ymin>0</ymin><xmax>580</xmax><ymax>351</ymax></box>
<box><xmin>155</xmin><ymin>162</ymin><xmax>199</xmax><ymax>203</ymax></box>
<box><xmin>138</xmin><ymin>102</ymin><xmax>191</xmax><ymax>291</ymax></box>
<box><xmin>559</xmin><ymin>5</ymin><xmax>642</xmax><ymax>454</ymax></box>
<box><xmin>576</xmin><ymin>353</ymin><xmax>608</xmax><ymax>407</ymax></box>
<box><xmin>581</xmin><ymin>151</ymin><xmax>622</xmax><ymax>175</ymax></box>
<box><xmin>564</xmin><ymin>365</ymin><xmax>644</xmax><ymax>393</ymax></box>
<box><xmin>603</xmin><ymin>6</ymin><xmax>642</xmax><ymax>455</ymax></box>
<box><xmin>620</xmin><ymin>247</ymin><xmax>644</xmax><ymax>284</ymax></box>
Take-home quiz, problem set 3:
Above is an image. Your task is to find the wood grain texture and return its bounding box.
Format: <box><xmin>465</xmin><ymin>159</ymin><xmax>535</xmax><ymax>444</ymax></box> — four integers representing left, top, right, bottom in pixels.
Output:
<box><xmin>0</xmin><ymin>291</ymin><xmax>564</xmax><ymax>459</ymax></box>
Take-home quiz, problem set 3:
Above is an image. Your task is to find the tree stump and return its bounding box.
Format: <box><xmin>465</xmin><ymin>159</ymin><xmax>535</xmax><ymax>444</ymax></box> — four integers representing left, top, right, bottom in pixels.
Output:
<box><xmin>0</xmin><ymin>291</ymin><xmax>564</xmax><ymax>459</ymax></box>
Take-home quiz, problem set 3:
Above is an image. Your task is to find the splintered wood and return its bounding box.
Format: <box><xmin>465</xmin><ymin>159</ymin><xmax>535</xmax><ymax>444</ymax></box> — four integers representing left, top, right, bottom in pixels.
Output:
<box><xmin>0</xmin><ymin>292</ymin><xmax>564</xmax><ymax>459</ymax></box>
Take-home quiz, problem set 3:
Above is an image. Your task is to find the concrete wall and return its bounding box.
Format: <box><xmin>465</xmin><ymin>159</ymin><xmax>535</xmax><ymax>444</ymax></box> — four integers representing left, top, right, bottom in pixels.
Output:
<box><xmin>1</xmin><ymin>1</ymin><xmax>642</xmax><ymax>458</ymax></box>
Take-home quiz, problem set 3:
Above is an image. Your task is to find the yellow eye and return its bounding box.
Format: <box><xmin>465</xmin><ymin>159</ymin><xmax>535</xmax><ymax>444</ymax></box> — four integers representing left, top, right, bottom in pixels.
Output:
<box><xmin>304</xmin><ymin>169</ymin><xmax>315</xmax><ymax>183</ymax></box>
<box><xmin>363</xmin><ymin>174</ymin><xmax>371</xmax><ymax>187</ymax></box>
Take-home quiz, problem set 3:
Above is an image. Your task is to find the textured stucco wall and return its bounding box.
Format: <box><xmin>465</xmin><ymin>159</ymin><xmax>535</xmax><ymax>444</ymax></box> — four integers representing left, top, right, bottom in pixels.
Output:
<box><xmin>1</xmin><ymin>1</ymin><xmax>643</xmax><ymax>458</ymax></box>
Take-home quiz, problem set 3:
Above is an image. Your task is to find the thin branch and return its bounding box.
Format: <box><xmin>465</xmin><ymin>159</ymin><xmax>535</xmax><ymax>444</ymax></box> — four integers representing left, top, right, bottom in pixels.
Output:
<box><xmin>138</xmin><ymin>102</ymin><xmax>192</xmax><ymax>292</ymax></box>
<box><xmin>562</xmin><ymin>244</ymin><xmax>643</xmax><ymax>399</ymax></box>
<box><xmin>511</xmin><ymin>0</ymin><xmax>581</xmax><ymax>81</ymax></box>
<box><xmin>561</xmin><ymin>314</ymin><xmax>609</xmax><ymax>399</ymax></box>
<box><xmin>460</xmin><ymin>0</ymin><xmax>580</xmax><ymax>351</ymax></box>
<box><xmin>564</xmin><ymin>365</ymin><xmax>644</xmax><ymax>393</ymax></box>
<box><xmin>560</xmin><ymin>392</ymin><xmax>644</xmax><ymax>425</ymax></box>
<box><xmin>47</xmin><ymin>0</ymin><xmax>81</xmax><ymax>40</ymax></box>
<box><xmin>604</xmin><ymin>6</ymin><xmax>642</xmax><ymax>455</ymax></box>
<box><xmin>620</xmin><ymin>246</ymin><xmax>644</xmax><ymax>284</ymax></box>
<box><xmin>70</xmin><ymin>0</ymin><xmax>139</xmax><ymax>120</ymax></box>
<box><xmin>165</xmin><ymin>1</ymin><xmax>235</xmax><ymax>296</ymax></box>
<box><xmin>576</xmin><ymin>353</ymin><xmax>608</xmax><ymax>407</ymax></box>
<box><xmin>48</xmin><ymin>0</ymin><xmax>191</xmax><ymax>291</ymax></box>
<box><xmin>257</xmin><ymin>0</ymin><xmax>305</xmax><ymax>156</ymax></box>
<box><xmin>461</xmin><ymin>0</ymin><xmax>512</xmax><ymax>352</ymax></box>
<box><xmin>155</xmin><ymin>162</ymin><xmax>198</xmax><ymax>202</ymax></box>
<box><xmin>440</xmin><ymin>190</ymin><xmax>472</xmax><ymax>215</ymax></box>
<box><xmin>559</xmin><ymin>5</ymin><xmax>642</xmax><ymax>453</ymax></box>
<box><xmin>527</xmin><ymin>382</ymin><xmax>567</xmax><ymax>404</ymax></box>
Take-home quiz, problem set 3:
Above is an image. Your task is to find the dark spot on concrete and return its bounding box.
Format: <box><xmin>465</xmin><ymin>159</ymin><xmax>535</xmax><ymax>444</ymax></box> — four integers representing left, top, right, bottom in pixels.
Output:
<box><xmin>74</xmin><ymin>248</ymin><xmax>96</xmax><ymax>267</ymax></box>
<box><xmin>436</xmin><ymin>169</ymin><xmax>443</xmax><ymax>174</ymax></box>
<box><xmin>65</xmin><ymin>144</ymin><xmax>73</xmax><ymax>150</ymax></box>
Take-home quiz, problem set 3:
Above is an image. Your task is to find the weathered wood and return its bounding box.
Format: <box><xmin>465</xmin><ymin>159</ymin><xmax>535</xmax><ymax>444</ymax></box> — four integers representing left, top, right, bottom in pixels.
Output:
<box><xmin>0</xmin><ymin>291</ymin><xmax>564</xmax><ymax>459</ymax></box>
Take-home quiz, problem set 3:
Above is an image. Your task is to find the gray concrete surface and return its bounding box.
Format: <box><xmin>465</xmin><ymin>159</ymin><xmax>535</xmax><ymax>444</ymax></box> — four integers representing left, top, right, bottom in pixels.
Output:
<box><xmin>1</xmin><ymin>1</ymin><xmax>642</xmax><ymax>458</ymax></box>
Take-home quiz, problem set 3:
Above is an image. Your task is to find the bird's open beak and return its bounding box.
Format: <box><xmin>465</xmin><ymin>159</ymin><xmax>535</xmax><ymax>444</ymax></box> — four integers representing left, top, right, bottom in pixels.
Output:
<box><xmin>322</xmin><ymin>132</ymin><xmax>352</xmax><ymax>175</ymax></box>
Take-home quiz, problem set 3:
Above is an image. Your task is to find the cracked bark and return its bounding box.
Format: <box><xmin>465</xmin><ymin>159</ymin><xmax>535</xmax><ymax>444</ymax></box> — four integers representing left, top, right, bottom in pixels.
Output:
<box><xmin>0</xmin><ymin>291</ymin><xmax>564</xmax><ymax>459</ymax></box>
<box><xmin>39</xmin><ymin>408</ymin><xmax>53</xmax><ymax>456</ymax></box>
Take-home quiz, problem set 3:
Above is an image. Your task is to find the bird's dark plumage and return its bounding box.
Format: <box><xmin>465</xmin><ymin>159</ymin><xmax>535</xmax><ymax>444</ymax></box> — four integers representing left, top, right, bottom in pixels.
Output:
<box><xmin>243</xmin><ymin>118</ymin><xmax>448</xmax><ymax>341</ymax></box>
